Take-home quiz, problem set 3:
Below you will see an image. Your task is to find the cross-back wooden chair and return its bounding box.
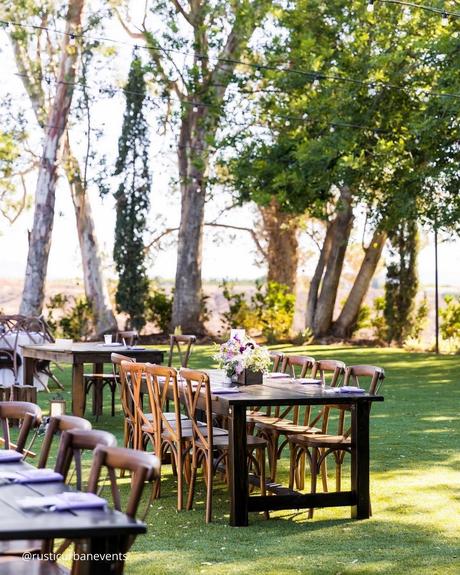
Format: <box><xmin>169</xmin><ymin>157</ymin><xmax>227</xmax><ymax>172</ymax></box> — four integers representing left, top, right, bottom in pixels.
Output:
<box><xmin>0</xmin><ymin>414</ymin><xmax>92</xmax><ymax>559</ymax></box>
<box><xmin>116</xmin><ymin>330</ymin><xmax>138</xmax><ymax>346</ymax></box>
<box><xmin>181</xmin><ymin>368</ymin><xmax>268</xmax><ymax>523</ymax></box>
<box><xmin>119</xmin><ymin>361</ymin><xmax>149</xmax><ymax>452</ymax></box>
<box><xmin>0</xmin><ymin>401</ymin><xmax>42</xmax><ymax>456</ymax></box>
<box><xmin>288</xmin><ymin>365</ymin><xmax>384</xmax><ymax>518</ymax></box>
<box><xmin>0</xmin><ymin>316</ymin><xmax>21</xmax><ymax>383</ymax></box>
<box><xmin>54</xmin><ymin>428</ymin><xmax>117</xmax><ymax>490</ymax></box>
<box><xmin>252</xmin><ymin>355</ymin><xmax>318</xmax><ymax>482</ymax></box>
<box><xmin>38</xmin><ymin>414</ymin><xmax>92</xmax><ymax>469</ymax></box>
<box><xmin>111</xmin><ymin>353</ymin><xmax>136</xmax><ymax>450</ymax></box>
<box><xmin>167</xmin><ymin>335</ymin><xmax>196</xmax><ymax>368</ymax></box>
<box><xmin>17</xmin><ymin>315</ymin><xmax>64</xmax><ymax>392</ymax></box>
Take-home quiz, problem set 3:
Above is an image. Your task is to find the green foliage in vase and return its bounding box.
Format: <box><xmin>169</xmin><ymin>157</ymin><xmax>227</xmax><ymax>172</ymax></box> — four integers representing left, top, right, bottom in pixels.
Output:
<box><xmin>112</xmin><ymin>54</ymin><xmax>151</xmax><ymax>330</ymax></box>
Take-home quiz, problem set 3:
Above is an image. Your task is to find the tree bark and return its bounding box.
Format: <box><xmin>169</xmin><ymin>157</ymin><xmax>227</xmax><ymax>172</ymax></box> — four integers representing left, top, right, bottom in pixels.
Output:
<box><xmin>305</xmin><ymin>222</ymin><xmax>333</xmax><ymax>329</ymax></box>
<box><xmin>63</xmin><ymin>139</ymin><xmax>117</xmax><ymax>335</ymax></box>
<box><xmin>332</xmin><ymin>228</ymin><xmax>387</xmax><ymax>338</ymax></box>
<box><xmin>313</xmin><ymin>186</ymin><xmax>354</xmax><ymax>337</ymax></box>
<box><xmin>259</xmin><ymin>200</ymin><xmax>299</xmax><ymax>292</ymax></box>
<box><xmin>171</xmin><ymin>112</ymin><xmax>208</xmax><ymax>333</ymax></box>
<box><xmin>20</xmin><ymin>0</ymin><xmax>85</xmax><ymax>316</ymax></box>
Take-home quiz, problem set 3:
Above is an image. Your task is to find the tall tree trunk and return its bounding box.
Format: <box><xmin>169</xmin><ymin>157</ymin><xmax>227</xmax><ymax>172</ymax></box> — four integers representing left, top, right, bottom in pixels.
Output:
<box><xmin>20</xmin><ymin>0</ymin><xmax>85</xmax><ymax>316</ymax></box>
<box><xmin>313</xmin><ymin>186</ymin><xmax>354</xmax><ymax>336</ymax></box>
<box><xmin>305</xmin><ymin>222</ymin><xmax>333</xmax><ymax>329</ymax></box>
<box><xmin>332</xmin><ymin>228</ymin><xmax>387</xmax><ymax>338</ymax></box>
<box><xmin>259</xmin><ymin>200</ymin><xmax>299</xmax><ymax>291</ymax></box>
<box><xmin>63</xmin><ymin>139</ymin><xmax>117</xmax><ymax>335</ymax></box>
<box><xmin>171</xmin><ymin>115</ymin><xmax>208</xmax><ymax>333</ymax></box>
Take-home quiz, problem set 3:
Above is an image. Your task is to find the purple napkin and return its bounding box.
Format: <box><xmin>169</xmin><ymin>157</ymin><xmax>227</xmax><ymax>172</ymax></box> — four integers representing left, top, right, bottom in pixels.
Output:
<box><xmin>15</xmin><ymin>469</ymin><xmax>64</xmax><ymax>484</ymax></box>
<box><xmin>340</xmin><ymin>386</ymin><xmax>365</xmax><ymax>394</ymax></box>
<box><xmin>19</xmin><ymin>492</ymin><xmax>107</xmax><ymax>511</ymax></box>
<box><xmin>296</xmin><ymin>378</ymin><xmax>323</xmax><ymax>385</ymax></box>
<box><xmin>0</xmin><ymin>450</ymin><xmax>23</xmax><ymax>462</ymax></box>
<box><xmin>211</xmin><ymin>387</ymin><xmax>241</xmax><ymax>394</ymax></box>
<box><xmin>269</xmin><ymin>372</ymin><xmax>288</xmax><ymax>378</ymax></box>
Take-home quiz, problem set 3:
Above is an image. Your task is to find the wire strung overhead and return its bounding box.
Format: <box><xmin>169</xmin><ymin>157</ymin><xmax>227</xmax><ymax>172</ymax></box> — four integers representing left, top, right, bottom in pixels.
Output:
<box><xmin>368</xmin><ymin>0</ymin><xmax>458</xmax><ymax>25</ymax></box>
<box><xmin>1</xmin><ymin>15</ymin><xmax>460</xmax><ymax>104</ymax></box>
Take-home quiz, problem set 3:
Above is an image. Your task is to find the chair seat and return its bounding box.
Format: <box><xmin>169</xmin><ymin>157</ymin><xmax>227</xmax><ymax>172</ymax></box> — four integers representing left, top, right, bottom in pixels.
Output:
<box><xmin>84</xmin><ymin>373</ymin><xmax>117</xmax><ymax>380</ymax></box>
<box><xmin>197</xmin><ymin>433</ymin><xmax>267</xmax><ymax>450</ymax></box>
<box><xmin>161</xmin><ymin>425</ymin><xmax>227</xmax><ymax>441</ymax></box>
<box><xmin>288</xmin><ymin>433</ymin><xmax>351</xmax><ymax>448</ymax></box>
<box><xmin>0</xmin><ymin>557</ymin><xmax>69</xmax><ymax>574</ymax></box>
<box><xmin>0</xmin><ymin>540</ymin><xmax>43</xmax><ymax>555</ymax></box>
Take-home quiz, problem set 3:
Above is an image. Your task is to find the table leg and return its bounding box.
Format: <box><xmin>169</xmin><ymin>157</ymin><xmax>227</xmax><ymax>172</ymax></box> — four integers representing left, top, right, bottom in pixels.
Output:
<box><xmin>78</xmin><ymin>535</ymin><xmax>128</xmax><ymax>575</ymax></box>
<box><xmin>92</xmin><ymin>362</ymin><xmax>104</xmax><ymax>417</ymax></box>
<box><xmin>72</xmin><ymin>363</ymin><xmax>85</xmax><ymax>417</ymax></box>
<box><xmin>23</xmin><ymin>356</ymin><xmax>35</xmax><ymax>386</ymax></box>
<box><xmin>351</xmin><ymin>400</ymin><xmax>371</xmax><ymax>519</ymax></box>
<box><xmin>228</xmin><ymin>404</ymin><xmax>248</xmax><ymax>526</ymax></box>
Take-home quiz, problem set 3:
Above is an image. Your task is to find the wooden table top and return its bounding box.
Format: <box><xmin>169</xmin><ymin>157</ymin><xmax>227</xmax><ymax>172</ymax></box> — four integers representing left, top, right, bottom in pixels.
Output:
<box><xmin>0</xmin><ymin>460</ymin><xmax>146</xmax><ymax>540</ymax></box>
<box><xmin>200</xmin><ymin>369</ymin><xmax>384</xmax><ymax>407</ymax></box>
<box><xmin>20</xmin><ymin>343</ymin><xmax>164</xmax><ymax>364</ymax></box>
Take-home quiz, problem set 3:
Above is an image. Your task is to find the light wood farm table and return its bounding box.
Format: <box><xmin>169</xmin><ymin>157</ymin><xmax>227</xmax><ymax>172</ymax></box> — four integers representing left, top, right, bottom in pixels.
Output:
<box><xmin>21</xmin><ymin>343</ymin><xmax>164</xmax><ymax>416</ymax></box>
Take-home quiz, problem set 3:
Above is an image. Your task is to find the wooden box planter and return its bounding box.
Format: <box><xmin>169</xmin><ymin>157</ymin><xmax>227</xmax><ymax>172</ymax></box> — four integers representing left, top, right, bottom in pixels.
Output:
<box><xmin>236</xmin><ymin>369</ymin><xmax>263</xmax><ymax>386</ymax></box>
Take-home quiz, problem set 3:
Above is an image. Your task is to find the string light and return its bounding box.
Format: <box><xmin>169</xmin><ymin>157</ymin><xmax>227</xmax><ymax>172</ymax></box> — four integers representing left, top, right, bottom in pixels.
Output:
<box><xmin>367</xmin><ymin>1</ymin><xmax>375</xmax><ymax>14</ymax></box>
<box><xmin>441</xmin><ymin>12</ymin><xmax>449</xmax><ymax>26</ymax></box>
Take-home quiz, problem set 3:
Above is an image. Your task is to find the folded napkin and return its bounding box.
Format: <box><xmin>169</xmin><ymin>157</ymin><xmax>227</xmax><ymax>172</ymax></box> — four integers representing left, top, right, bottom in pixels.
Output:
<box><xmin>210</xmin><ymin>387</ymin><xmax>241</xmax><ymax>394</ymax></box>
<box><xmin>269</xmin><ymin>372</ymin><xmax>288</xmax><ymax>378</ymax></box>
<box><xmin>340</xmin><ymin>386</ymin><xmax>365</xmax><ymax>394</ymax></box>
<box><xmin>15</xmin><ymin>469</ymin><xmax>64</xmax><ymax>484</ymax></box>
<box><xmin>126</xmin><ymin>346</ymin><xmax>146</xmax><ymax>351</ymax></box>
<box><xmin>0</xmin><ymin>450</ymin><xmax>23</xmax><ymax>462</ymax></box>
<box><xmin>19</xmin><ymin>492</ymin><xmax>107</xmax><ymax>512</ymax></box>
<box><xmin>296</xmin><ymin>378</ymin><xmax>323</xmax><ymax>385</ymax></box>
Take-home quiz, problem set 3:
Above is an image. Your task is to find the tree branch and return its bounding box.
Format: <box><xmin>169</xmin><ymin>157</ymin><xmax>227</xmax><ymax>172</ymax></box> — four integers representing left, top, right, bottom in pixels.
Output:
<box><xmin>169</xmin><ymin>0</ymin><xmax>193</xmax><ymax>26</ymax></box>
<box><xmin>205</xmin><ymin>222</ymin><xmax>267</xmax><ymax>258</ymax></box>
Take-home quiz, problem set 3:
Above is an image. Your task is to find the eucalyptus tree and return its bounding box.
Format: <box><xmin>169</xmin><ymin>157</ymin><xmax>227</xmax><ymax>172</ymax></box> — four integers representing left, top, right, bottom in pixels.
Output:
<box><xmin>1</xmin><ymin>1</ymin><xmax>116</xmax><ymax>334</ymax></box>
<box><xmin>114</xmin><ymin>0</ymin><xmax>271</xmax><ymax>333</ymax></box>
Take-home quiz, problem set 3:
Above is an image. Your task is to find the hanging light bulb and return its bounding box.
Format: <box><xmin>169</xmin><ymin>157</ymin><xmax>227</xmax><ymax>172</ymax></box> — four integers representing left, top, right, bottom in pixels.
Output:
<box><xmin>312</xmin><ymin>78</ymin><xmax>320</xmax><ymax>89</ymax></box>
<box><xmin>193</xmin><ymin>106</ymin><xmax>199</xmax><ymax>112</ymax></box>
<box><xmin>441</xmin><ymin>12</ymin><xmax>449</xmax><ymax>26</ymax></box>
<box><xmin>329</xmin><ymin>125</ymin><xmax>335</xmax><ymax>133</ymax></box>
<box><xmin>367</xmin><ymin>1</ymin><xmax>375</xmax><ymax>14</ymax></box>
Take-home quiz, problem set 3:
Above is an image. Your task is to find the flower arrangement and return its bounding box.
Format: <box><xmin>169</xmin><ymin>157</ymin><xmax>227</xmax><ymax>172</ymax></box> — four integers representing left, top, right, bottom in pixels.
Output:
<box><xmin>213</xmin><ymin>334</ymin><xmax>271</xmax><ymax>378</ymax></box>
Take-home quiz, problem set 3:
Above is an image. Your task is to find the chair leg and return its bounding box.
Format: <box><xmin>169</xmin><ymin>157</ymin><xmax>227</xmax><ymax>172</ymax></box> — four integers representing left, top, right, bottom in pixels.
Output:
<box><xmin>288</xmin><ymin>443</ymin><xmax>297</xmax><ymax>490</ymax></box>
<box><xmin>205</xmin><ymin>454</ymin><xmax>214</xmax><ymax>524</ymax></box>
<box><xmin>335</xmin><ymin>452</ymin><xmax>342</xmax><ymax>492</ymax></box>
<box><xmin>308</xmin><ymin>447</ymin><xmax>318</xmax><ymax>519</ymax></box>
<box><xmin>186</xmin><ymin>453</ymin><xmax>198</xmax><ymax>511</ymax></box>
<box><xmin>297</xmin><ymin>450</ymin><xmax>306</xmax><ymax>490</ymax></box>
<box><xmin>258</xmin><ymin>447</ymin><xmax>269</xmax><ymax>520</ymax></box>
<box><xmin>176</xmin><ymin>446</ymin><xmax>184</xmax><ymax>511</ymax></box>
<box><xmin>320</xmin><ymin>449</ymin><xmax>328</xmax><ymax>493</ymax></box>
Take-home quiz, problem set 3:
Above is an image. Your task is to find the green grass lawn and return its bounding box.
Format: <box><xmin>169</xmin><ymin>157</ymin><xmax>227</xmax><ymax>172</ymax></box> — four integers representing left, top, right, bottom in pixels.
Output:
<box><xmin>34</xmin><ymin>344</ymin><xmax>459</xmax><ymax>574</ymax></box>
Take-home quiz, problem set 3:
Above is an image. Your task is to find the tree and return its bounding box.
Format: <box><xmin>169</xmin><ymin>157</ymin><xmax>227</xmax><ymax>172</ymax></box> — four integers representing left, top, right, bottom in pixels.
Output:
<box><xmin>112</xmin><ymin>55</ymin><xmax>151</xmax><ymax>330</ymax></box>
<box><xmin>383</xmin><ymin>220</ymin><xmax>419</xmax><ymax>345</ymax></box>
<box><xmin>3</xmin><ymin>1</ymin><xmax>116</xmax><ymax>334</ymax></box>
<box><xmin>114</xmin><ymin>0</ymin><xmax>270</xmax><ymax>333</ymax></box>
<box><xmin>19</xmin><ymin>0</ymin><xmax>86</xmax><ymax>317</ymax></box>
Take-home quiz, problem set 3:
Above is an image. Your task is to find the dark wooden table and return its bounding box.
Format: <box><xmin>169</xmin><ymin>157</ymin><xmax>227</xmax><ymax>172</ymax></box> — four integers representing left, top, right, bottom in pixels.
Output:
<box><xmin>21</xmin><ymin>343</ymin><xmax>164</xmax><ymax>416</ymax></box>
<box><xmin>186</xmin><ymin>372</ymin><xmax>383</xmax><ymax>526</ymax></box>
<box><xmin>0</xmin><ymin>459</ymin><xmax>146</xmax><ymax>574</ymax></box>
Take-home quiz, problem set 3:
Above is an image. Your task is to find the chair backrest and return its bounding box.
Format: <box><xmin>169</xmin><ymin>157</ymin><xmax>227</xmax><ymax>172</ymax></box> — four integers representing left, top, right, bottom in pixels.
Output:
<box><xmin>168</xmin><ymin>335</ymin><xmax>196</xmax><ymax>368</ymax></box>
<box><xmin>54</xmin><ymin>428</ymin><xmax>117</xmax><ymax>489</ymax></box>
<box><xmin>312</xmin><ymin>359</ymin><xmax>346</xmax><ymax>387</ymax></box>
<box><xmin>119</xmin><ymin>361</ymin><xmax>148</xmax><ymax>450</ymax></box>
<box><xmin>180</xmin><ymin>368</ymin><xmax>214</xmax><ymax>453</ymax></box>
<box><xmin>0</xmin><ymin>401</ymin><xmax>42</xmax><ymax>453</ymax></box>
<box><xmin>38</xmin><ymin>414</ymin><xmax>92</xmax><ymax>469</ymax></box>
<box><xmin>116</xmin><ymin>331</ymin><xmax>138</xmax><ymax>346</ymax></box>
<box><xmin>335</xmin><ymin>365</ymin><xmax>385</xmax><ymax>438</ymax></box>
<box><xmin>88</xmin><ymin>445</ymin><xmax>160</xmax><ymax>524</ymax></box>
<box><xmin>269</xmin><ymin>352</ymin><xmax>284</xmax><ymax>372</ymax></box>
<box><xmin>274</xmin><ymin>355</ymin><xmax>315</xmax><ymax>422</ymax></box>
<box><xmin>145</xmin><ymin>364</ymin><xmax>182</xmax><ymax>451</ymax></box>
<box><xmin>16</xmin><ymin>315</ymin><xmax>55</xmax><ymax>344</ymax></box>
<box><xmin>343</xmin><ymin>365</ymin><xmax>385</xmax><ymax>395</ymax></box>
<box><xmin>0</xmin><ymin>317</ymin><xmax>21</xmax><ymax>377</ymax></box>
<box><xmin>113</xmin><ymin>354</ymin><xmax>136</xmax><ymax>422</ymax></box>
<box><xmin>281</xmin><ymin>355</ymin><xmax>315</xmax><ymax>378</ymax></box>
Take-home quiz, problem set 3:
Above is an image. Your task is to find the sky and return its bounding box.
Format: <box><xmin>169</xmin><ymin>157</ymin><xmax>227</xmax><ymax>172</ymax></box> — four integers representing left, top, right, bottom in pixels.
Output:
<box><xmin>0</xmin><ymin>9</ymin><xmax>459</xmax><ymax>289</ymax></box>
